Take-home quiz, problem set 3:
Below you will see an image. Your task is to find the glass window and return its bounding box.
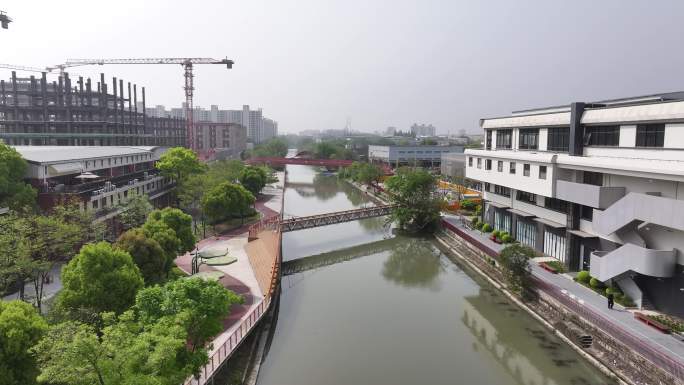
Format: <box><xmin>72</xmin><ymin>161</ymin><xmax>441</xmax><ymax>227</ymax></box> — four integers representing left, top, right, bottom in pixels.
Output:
<box><xmin>497</xmin><ymin>160</ymin><xmax>503</xmax><ymax>172</ymax></box>
<box><xmin>477</xmin><ymin>158</ymin><xmax>482</xmax><ymax>169</ymax></box>
<box><xmin>485</xmin><ymin>159</ymin><xmax>492</xmax><ymax>170</ymax></box>
<box><xmin>519</xmin><ymin>128</ymin><xmax>539</xmax><ymax>150</ymax></box>
<box><xmin>496</xmin><ymin>129</ymin><xmax>512</xmax><ymax>149</ymax></box>
<box><xmin>516</xmin><ymin>190</ymin><xmax>536</xmax><ymax>204</ymax></box>
<box><xmin>544</xmin><ymin>230</ymin><xmax>567</xmax><ymax>263</ymax></box>
<box><xmin>585</xmin><ymin>126</ymin><xmax>620</xmax><ymax>146</ymax></box>
<box><xmin>517</xmin><ymin>221</ymin><xmax>536</xmax><ymax>248</ymax></box>
<box><xmin>509</xmin><ymin>162</ymin><xmax>516</xmax><ymax>174</ymax></box>
<box><xmin>494</xmin><ymin>211</ymin><xmax>511</xmax><ymax>233</ymax></box>
<box><xmin>545</xmin><ymin>197</ymin><xmax>569</xmax><ymax>213</ymax></box>
<box><xmin>547</xmin><ymin>127</ymin><xmax>570</xmax><ymax>152</ymax></box>
<box><xmin>523</xmin><ymin>164</ymin><xmax>530</xmax><ymax>176</ymax></box>
<box><xmin>581</xmin><ymin>205</ymin><xmax>593</xmax><ymax>221</ymax></box>
<box><xmin>539</xmin><ymin>165</ymin><xmax>547</xmax><ymax>180</ymax></box>
<box><xmin>468</xmin><ymin>157</ymin><xmax>473</xmax><ymax>167</ymax></box>
<box><xmin>486</xmin><ymin>130</ymin><xmax>492</xmax><ymax>150</ymax></box>
<box><xmin>583</xmin><ymin>171</ymin><xmax>603</xmax><ymax>186</ymax></box>
<box><xmin>636</xmin><ymin>124</ymin><xmax>665</xmax><ymax>147</ymax></box>
<box><xmin>493</xmin><ymin>185</ymin><xmax>511</xmax><ymax>197</ymax></box>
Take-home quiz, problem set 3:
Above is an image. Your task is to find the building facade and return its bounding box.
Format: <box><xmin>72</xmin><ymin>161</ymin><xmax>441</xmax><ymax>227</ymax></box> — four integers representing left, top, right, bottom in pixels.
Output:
<box><xmin>14</xmin><ymin>145</ymin><xmax>175</xmax><ymax>218</ymax></box>
<box><xmin>368</xmin><ymin>145</ymin><xmax>463</xmax><ymax>167</ymax></box>
<box><xmin>1</xmin><ymin>72</ymin><xmax>185</xmax><ymax>147</ymax></box>
<box><xmin>194</xmin><ymin>122</ymin><xmax>247</xmax><ymax>160</ymax></box>
<box><xmin>410</xmin><ymin>123</ymin><xmax>436</xmax><ymax>137</ymax></box>
<box><xmin>440</xmin><ymin>152</ymin><xmax>466</xmax><ymax>178</ymax></box>
<box><xmin>465</xmin><ymin>92</ymin><xmax>684</xmax><ymax>317</ymax></box>
<box><xmin>149</xmin><ymin>103</ymin><xmax>277</xmax><ymax>144</ymax></box>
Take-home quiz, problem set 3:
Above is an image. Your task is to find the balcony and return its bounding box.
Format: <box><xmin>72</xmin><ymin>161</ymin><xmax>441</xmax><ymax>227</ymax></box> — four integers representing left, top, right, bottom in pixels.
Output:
<box><xmin>590</xmin><ymin>244</ymin><xmax>676</xmax><ymax>282</ymax></box>
<box><xmin>555</xmin><ymin>180</ymin><xmax>624</xmax><ymax>209</ymax></box>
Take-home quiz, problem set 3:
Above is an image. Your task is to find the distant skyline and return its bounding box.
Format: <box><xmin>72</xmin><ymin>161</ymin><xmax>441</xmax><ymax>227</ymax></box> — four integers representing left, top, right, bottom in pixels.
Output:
<box><xmin>2</xmin><ymin>0</ymin><xmax>684</xmax><ymax>134</ymax></box>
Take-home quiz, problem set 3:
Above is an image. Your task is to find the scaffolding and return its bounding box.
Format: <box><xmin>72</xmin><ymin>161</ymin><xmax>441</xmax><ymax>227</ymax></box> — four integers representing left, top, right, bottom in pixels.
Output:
<box><xmin>0</xmin><ymin>71</ymin><xmax>186</xmax><ymax>147</ymax></box>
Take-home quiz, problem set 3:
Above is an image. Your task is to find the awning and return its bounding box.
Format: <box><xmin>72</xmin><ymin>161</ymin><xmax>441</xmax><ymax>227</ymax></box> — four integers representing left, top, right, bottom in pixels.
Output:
<box><xmin>48</xmin><ymin>162</ymin><xmax>82</xmax><ymax>175</ymax></box>
<box><xmin>533</xmin><ymin>217</ymin><xmax>566</xmax><ymax>229</ymax></box>
<box><xmin>487</xmin><ymin>201</ymin><xmax>509</xmax><ymax>209</ymax></box>
<box><xmin>568</xmin><ymin>229</ymin><xmax>598</xmax><ymax>238</ymax></box>
<box><xmin>507</xmin><ymin>208</ymin><xmax>535</xmax><ymax>217</ymax></box>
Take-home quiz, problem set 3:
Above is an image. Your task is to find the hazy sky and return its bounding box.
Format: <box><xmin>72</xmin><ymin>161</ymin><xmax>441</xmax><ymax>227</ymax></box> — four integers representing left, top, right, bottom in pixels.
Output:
<box><xmin>3</xmin><ymin>0</ymin><xmax>684</xmax><ymax>134</ymax></box>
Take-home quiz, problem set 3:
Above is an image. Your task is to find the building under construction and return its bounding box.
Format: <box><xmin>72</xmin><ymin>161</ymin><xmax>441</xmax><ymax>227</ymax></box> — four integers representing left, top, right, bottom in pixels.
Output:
<box><xmin>0</xmin><ymin>71</ymin><xmax>186</xmax><ymax>147</ymax></box>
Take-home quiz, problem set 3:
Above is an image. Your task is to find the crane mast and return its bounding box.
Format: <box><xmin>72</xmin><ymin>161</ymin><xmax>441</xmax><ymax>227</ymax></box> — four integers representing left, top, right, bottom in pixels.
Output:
<box><xmin>47</xmin><ymin>57</ymin><xmax>234</xmax><ymax>152</ymax></box>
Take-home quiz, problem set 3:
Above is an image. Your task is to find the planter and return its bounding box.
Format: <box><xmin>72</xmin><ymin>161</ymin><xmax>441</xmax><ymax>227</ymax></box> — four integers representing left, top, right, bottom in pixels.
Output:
<box><xmin>672</xmin><ymin>331</ymin><xmax>684</xmax><ymax>341</ymax></box>
<box><xmin>539</xmin><ymin>262</ymin><xmax>559</xmax><ymax>274</ymax></box>
<box><xmin>634</xmin><ymin>312</ymin><xmax>671</xmax><ymax>334</ymax></box>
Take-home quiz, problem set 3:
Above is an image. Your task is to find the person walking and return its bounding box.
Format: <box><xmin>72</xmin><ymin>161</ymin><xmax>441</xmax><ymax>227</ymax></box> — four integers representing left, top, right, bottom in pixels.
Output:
<box><xmin>607</xmin><ymin>292</ymin><xmax>614</xmax><ymax>309</ymax></box>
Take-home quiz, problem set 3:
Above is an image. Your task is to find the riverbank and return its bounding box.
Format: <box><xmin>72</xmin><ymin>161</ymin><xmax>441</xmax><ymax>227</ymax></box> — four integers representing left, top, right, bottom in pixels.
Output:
<box><xmin>436</xmin><ymin>224</ymin><xmax>682</xmax><ymax>385</ymax></box>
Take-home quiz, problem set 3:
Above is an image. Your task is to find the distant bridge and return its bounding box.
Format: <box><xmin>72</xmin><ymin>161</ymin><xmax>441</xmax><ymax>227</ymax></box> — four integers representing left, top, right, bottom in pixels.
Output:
<box><xmin>248</xmin><ymin>204</ymin><xmax>397</xmax><ymax>238</ymax></box>
<box><xmin>245</xmin><ymin>157</ymin><xmax>354</xmax><ymax>168</ymax></box>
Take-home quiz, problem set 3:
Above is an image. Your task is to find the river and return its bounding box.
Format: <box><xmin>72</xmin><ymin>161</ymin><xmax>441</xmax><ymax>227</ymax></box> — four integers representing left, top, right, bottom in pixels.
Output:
<box><xmin>256</xmin><ymin>165</ymin><xmax>614</xmax><ymax>385</ymax></box>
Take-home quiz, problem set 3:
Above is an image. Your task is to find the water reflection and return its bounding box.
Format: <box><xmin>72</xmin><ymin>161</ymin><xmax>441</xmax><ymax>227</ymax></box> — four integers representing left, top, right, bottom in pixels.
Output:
<box><xmin>381</xmin><ymin>237</ymin><xmax>444</xmax><ymax>290</ymax></box>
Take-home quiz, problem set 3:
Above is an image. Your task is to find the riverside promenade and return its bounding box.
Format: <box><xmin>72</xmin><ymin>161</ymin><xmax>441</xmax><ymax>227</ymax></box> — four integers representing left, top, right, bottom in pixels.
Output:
<box><xmin>175</xmin><ymin>174</ymin><xmax>284</xmax><ymax>385</ymax></box>
<box><xmin>441</xmin><ymin>213</ymin><xmax>684</xmax><ymax>380</ymax></box>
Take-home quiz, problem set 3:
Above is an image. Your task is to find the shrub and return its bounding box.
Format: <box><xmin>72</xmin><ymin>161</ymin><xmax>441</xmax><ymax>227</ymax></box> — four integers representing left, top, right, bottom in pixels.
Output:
<box><xmin>491</xmin><ymin>230</ymin><xmax>500</xmax><ymax>238</ymax></box>
<box><xmin>501</xmin><ymin>234</ymin><xmax>513</xmax><ymax>243</ymax></box>
<box><xmin>471</xmin><ymin>217</ymin><xmax>479</xmax><ymax>226</ymax></box>
<box><xmin>475</xmin><ymin>221</ymin><xmax>484</xmax><ymax>230</ymax></box>
<box><xmin>460</xmin><ymin>199</ymin><xmax>476</xmax><ymax>211</ymax></box>
<box><xmin>576</xmin><ymin>270</ymin><xmax>591</xmax><ymax>284</ymax></box>
<box><xmin>482</xmin><ymin>223</ymin><xmax>493</xmax><ymax>233</ymax></box>
<box><xmin>475</xmin><ymin>204</ymin><xmax>482</xmax><ymax>216</ymax></box>
<box><xmin>605</xmin><ymin>286</ymin><xmax>620</xmax><ymax>296</ymax></box>
<box><xmin>589</xmin><ymin>277</ymin><xmax>603</xmax><ymax>289</ymax></box>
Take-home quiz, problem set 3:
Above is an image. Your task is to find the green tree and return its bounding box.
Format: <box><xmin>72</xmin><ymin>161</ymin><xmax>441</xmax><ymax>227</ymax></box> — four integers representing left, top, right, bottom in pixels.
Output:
<box><xmin>385</xmin><ymin>167</ymin><xmax>442</xmax><ymax>232</ymax></box>
<box><xmin>33</xmin><ymin>312</ymin><xmax>192</xmax><ymax>385</ymax></box>
<box><xmin>115</xmin><ymin>229</ymin><xmax>168</xmax><ymax>285</ymax></box>
<box><xmin>57</xmin><ymin>242</ymin><xmax>144</xmax><ymax>322</ymax></box>
<box><xmin>117</xmin><ymin>193</ymin><xmax>153</xmax><ymax>231</ymax></box>
<box><xmin>0</xmin><ymin>212</ymin><xmax>35</xmax><ymax>299</ymax></box>
<box><xmin>146</xmin><ymin>208</ymin><xmax>196</xmax><ymax>253</ymax></box>
<box><xmin>51</xmin><ymin>199</ymin><xmax>107</xmax><ymax>244</ymax></box>
<box><xmin>0</xmin><ymin>300</ymin><xmax>47</xmax><ymax>385</ymax></box>
<box><xmin>498</xmin><ymin>244</ymin><xmax>535</xmax><ymax>293</ymax></box>
<box><xmin>0</xmin><ymin>143</ymin><xmax>36</xmax><ymax>210</ymax></box>
<box><xmin>156</xmin><ymin>147</ymin><xmax>205</xmax><ymax>182</ymax></box>
<box><xmin>134</xmin><ymin>278</ymin><xmax>243</xmax><ymax>355</ymax></box>
<box><xmin>142</xmin><ymin>219</ymin><xmax>182</xmax><ymax>267</ymax></box>
<box><xmin>248</xmin><ymin>138</ymin><xmax>288</xmax><ymax>158</ymax></box>
<box><xmin>201</xmin><ymin>182</ymin><xmax>255</xmax><ymax>224</ymax></box>
<box><xmin>239</xmin><ymin>166</ymin><xmax>266</xmax><ymax>196</ymax></box>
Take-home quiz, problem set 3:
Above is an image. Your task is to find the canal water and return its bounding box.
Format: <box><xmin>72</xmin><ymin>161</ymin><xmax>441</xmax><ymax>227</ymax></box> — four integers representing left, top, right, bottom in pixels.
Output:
<box><xmin>257</xmin><ymin>165</ymin><xmax>614</xmax><ymax>385</ymax></box>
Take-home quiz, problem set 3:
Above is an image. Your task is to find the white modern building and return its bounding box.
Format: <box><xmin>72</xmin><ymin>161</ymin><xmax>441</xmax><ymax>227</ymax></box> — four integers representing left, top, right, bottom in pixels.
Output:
<box><xmin>440</xmin><ymin>152</ymin><xmax>467</xmax><ymax>178</ymax></box>
<box><xmin>368</xmin><ymin>145</ymin><xmax>463</xmax><ymax>167</ymax></box>
<box><xmin>465</xmin><ymin>92</ymin><xmax>684</xmax><ymax>317</ymax></box>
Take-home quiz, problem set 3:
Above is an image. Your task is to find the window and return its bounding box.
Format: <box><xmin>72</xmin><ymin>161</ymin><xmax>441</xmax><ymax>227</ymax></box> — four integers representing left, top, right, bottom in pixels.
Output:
<box><xmin>517</xmin><ymin>221</ymin><xmax>536</xmax><ymax>248</ymax></box>
<box><xmin>585</xmin><ymin>126</ymin><xmax>620</xmax><ymax>146</ymax></box>
<box><xmin>581</xmin><ymin>205</ymin><xmax>593</xmax><ymax>221</ymax></box>
<box><xmin>493</xmin><ymin>185</ymin><xmax>511</xmax><ymax>197</ymax></box>
<box><xmin>468</xmin><ymin>157</ymin><xmax>473</xmax><ymax>167</ymax></box>
<box><xmin>519</xmin><ymin>128</ymin><xmax>539</xmax><ymax>150</ymax></box>
<box><xmin>477</xmin><ymin>158</ymin><xmax>482</xmax><ymax>169</ymax></box>
<box><xmin>583</xmin><ymin>171</ymin><xmax>603</xmax><ymax>186</ymax></box>
<box><xmin>497</xmin><ymin>161</ymin><xmax>503</xmax><ymax>172</ymax></box>
<box><xmin>485</xmin><ymin>159</ymin><xmax>492</xmax><ymax>170</ymax></box>
<box><xmin>544</xmin><ymin>230</ymin><xmax>567</xmax><ymax>262</ymax></box>
<box><xmin>496</xmin><ymin>129</ymin><xmax>512</xmax><ymax>149</ymax></box>
<box><xmin>509</xmin><ymin>162</ymin><xmax>516</xmax><ymax>174</ymax></box>
<box><xmin>539</xmin><ymin>165</ymin><xmax>547</xmax><ymax>180</ymax></box>
<box><xmin>545</xmin><ymin>197</ymin><xmax>569</xmax><ymax>213</ymax></box>
<box><xmin>516</xmin><ymin>191</ymin><xmax>536</xmax><ymax>204</ymax></box>
<box><xmin>547</xmin><ymin>127</ymin><xmax>570</xmax><ymax>152</ymax></box>
<box><xmin>486</xmin><ymin>130</ymin><xmax>492</xmax><ymax>150</ymax></box>
<box><xmin>636</xmin><ymin>124</ymin><xmax>665</xmax><ymax>147</ymax></box>
<box><xmin>523</xmin><ymin>164</ymin><xmax>530</xmax><ymax>176</ymax></box>
<box><xmin>494</xmin><ymin>211</ymin><xmax>511</xmax><ymax>233</ymax></box>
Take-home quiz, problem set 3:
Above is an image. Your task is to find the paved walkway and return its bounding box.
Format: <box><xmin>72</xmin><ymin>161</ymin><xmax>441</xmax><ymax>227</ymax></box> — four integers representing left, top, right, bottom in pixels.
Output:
<box><xmin>442</xmin><ymin>213</ymin><xmax>684</xmax><ymax>364</ymax></box>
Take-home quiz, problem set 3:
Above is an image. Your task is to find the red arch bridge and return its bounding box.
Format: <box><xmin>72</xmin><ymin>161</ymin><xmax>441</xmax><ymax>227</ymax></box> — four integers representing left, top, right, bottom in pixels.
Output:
<box><xmin>245</xmin><ymin>157</ymin><xmax>354</xmax><ymax>168</ymax></box>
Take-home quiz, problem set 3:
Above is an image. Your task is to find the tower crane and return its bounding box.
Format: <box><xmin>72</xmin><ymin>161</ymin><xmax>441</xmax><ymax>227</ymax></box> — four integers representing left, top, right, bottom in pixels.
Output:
<box><xmin>0</xmin><ymin>63</ymin><xmax>47</xmax><ymax>73</ymax></box>
<box><xmin>47</xmin><ymin>57</ymin><xmax>234</xmax><ymax>151</ymax></box>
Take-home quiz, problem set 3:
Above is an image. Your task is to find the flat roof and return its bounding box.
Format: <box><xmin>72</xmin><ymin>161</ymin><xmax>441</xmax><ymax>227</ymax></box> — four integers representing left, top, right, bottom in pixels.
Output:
<box><xmin>13</xmin><ymin>146</ymin><xmax>159</xmax><ymax>164</ymax></box>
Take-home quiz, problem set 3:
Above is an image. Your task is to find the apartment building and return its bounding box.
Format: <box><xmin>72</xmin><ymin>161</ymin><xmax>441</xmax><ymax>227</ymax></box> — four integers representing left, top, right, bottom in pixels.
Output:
<box><xmin>14</xmin><ymin>146</ymin><xmax>175</xmax><ymax>218</ymax></box>
<box><xmin>194</xmin><ymin>122</ymin><xmax>247</xmax><ymax>160</ymax></box>
<box><xmin>410</xmin><ymin>123</ymin><xmax>436</xmax><ymax>137</ymax></box>
<box><xmin>465</xmin><ymin>92</ymin><xmax>684</xmax><ymax>317</ymax></box>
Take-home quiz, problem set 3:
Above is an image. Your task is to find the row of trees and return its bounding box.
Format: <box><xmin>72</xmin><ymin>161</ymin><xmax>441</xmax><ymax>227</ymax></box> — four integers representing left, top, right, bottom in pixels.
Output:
<box><xmin>1</xmin><ymin>204</ymin><xmax>243</xmax><ymax>384</ymax></box>
<box><xmin>338</xmin><ymin>162</ymin><xmax>383</xmax><ymax>187</ymax></box>
<box><xmin>0</xmin><ymin>143</ymin><xmax>37</xmax><ymax>210</ymax></box>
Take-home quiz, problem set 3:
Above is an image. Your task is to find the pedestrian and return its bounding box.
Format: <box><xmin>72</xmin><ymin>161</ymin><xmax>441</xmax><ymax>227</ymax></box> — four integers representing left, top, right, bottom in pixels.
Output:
<box><xmin>607</xmin><ymin>292</ymin><xmax>614</xmax><ymax>309</ymax></box>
